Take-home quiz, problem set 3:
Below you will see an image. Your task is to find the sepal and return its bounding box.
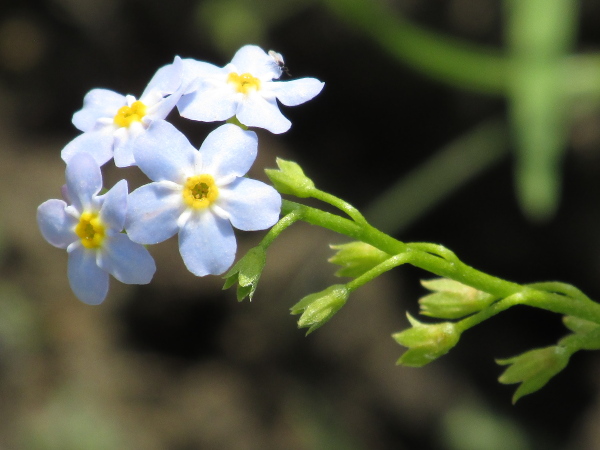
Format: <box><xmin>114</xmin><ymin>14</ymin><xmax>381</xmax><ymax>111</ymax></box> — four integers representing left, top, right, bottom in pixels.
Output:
<box><xmin>562</xmin><ymin>315</ymin><xmax>600</xmax><ymax>335</ymax></box>
<box><xmin>265</xmin><ymin>158</ymin><xmax>315</xmax><ymax>198</ymax></box>
<box><xmin>496</xmin><ymin>346</ymin><xmax>570</xmax><ymax>404</ymax></box>
<box><xmin>223</xmin><ymin>247</ymin><xmax>266</xmax><ymax>301</ymax></box>
<box><xmin>328</xmin><ymin>241</ymin><xmax>390</xmax><ymax>278</ymax></box>
<box><xmin>393</xmin><ymin>314</ymin><xmax>461</xmax><ymax>367</ymax></box>
<box><xmin>291</xmin><ymin>284</ymin><xmax>349</xmax><ymax>335</ymax></box>
<box><xmin>419</xmin><ymin>278</ymin><xmax>495</xmax><ymax>319</ymax></box>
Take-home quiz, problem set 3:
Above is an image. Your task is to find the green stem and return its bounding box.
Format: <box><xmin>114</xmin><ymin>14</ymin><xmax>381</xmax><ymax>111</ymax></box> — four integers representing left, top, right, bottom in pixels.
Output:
<box><xmin>260</xmin><ymin>208</ymin><xmax>304</xmax><ymax>249</ymax></box>
<box><xmin>310</xmin><ymin>188</ymin><xmax>368</xmax><ymax>225</ymax></box>
<box><xmin>347</xmin><ymin>252</ymin><xmax>414</xmax><ymax>292</ymax></box>
<box><xmin>281</xmin><ymin>200</ymin><xmax>600</xmax><ymax>324</ymax></box>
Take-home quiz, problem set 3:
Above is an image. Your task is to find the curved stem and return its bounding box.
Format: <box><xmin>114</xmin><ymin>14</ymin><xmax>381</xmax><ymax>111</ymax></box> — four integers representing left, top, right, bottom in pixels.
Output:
<box><xmin>282</xmin><ymin>199</ymin><xmax>600</xmax><ymax>324</ymax></box>
<box><xmin>310</xmin><ymin>188</ymin><xmax>368</xmax><ymax>225</ymax></box>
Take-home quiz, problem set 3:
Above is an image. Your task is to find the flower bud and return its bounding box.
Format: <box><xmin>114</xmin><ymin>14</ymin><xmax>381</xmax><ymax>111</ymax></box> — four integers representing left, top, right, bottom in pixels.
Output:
<box><xmin>496</xmin><ymin>346</ymin><xmax>570</xmax><ymax>403</ymax></box>
<box><xmin>393</xmin><ymin>314</ymin><xmax>461</xmax><ymax>367</ymax></box>
<box><xmin>223</xmin><ymin>247</ymin><xmax>266</xmax><ymax>301</ymax></box>
<box><xmin>419</xmin><ymin>278</ymin><xmax>495</xmax><ymax>319</ymax></box>
<box><xmin>562</xmin><ymin>315</ymin><xmax>600</xmax><ymax>335</ymax></box>
<box><xmin>265</xmin><ymin>158</ymin><xmax>315</xmax><ymax>198</ymax></box>
<box><xmin>291</xmin><ymin>284</ymin><xmax>349</xmax><ymax>335</ymax></box>
<box><xmin>328</xmin><ymin>241</ymin><xmax>390</xmax><ymax>278</ymax></box>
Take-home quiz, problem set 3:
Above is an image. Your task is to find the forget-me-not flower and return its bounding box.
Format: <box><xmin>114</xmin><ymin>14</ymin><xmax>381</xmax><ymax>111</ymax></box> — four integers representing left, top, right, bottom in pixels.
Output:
<box><xmin>125</xmin><ymin>121</ymin><xmax>282</xmax><ymax>276</ymax></box>
<box><xmin>177</xmin><ymin>45</ymin><xmax>324</xmax><ymax>134</ymax></box>
<box><xmin>61</xmin><ymin>56</ymin><xmax>184</xmax><ymax>168</ymax></box>
<box><xmin>37</xmin><ymin>153</ymin><xmax>156</xmax><ymax>304</ymax></box>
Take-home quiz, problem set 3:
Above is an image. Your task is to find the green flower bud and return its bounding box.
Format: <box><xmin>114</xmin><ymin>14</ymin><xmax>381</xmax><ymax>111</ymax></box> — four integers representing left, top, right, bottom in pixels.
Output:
<box><xmin>393</xmin><ymin>314</ymin><xmax>461</xmax><ymax>367</ymax></box>
<box><xmin>328</xmin><ymin>241</ymin><xmax>390</xmax><ymax>278</ymax></box>
<box><xmin>265</xmin><ymin>158</ymin><xmax>315</xmax><ymax>198</ymax></box>
<box><xmin>562</xmin><ymin>315</ymin><xmax>600</xmax><ymax>335</ymax></box>
<box><xmin>291</xmin><ymin>284</ymin><xmax>349</xmax><ymax>335</ymax></box>
<box><xmin>223</xmin><ymin>247</ymin><xmax>266</xmax><ymax>301</ymax></box>
<box><xmin>419</xmin><ymin>278</ymin><xmax>496</xmax><ymax>319</ymax></box>
<box><xmin>497</xmin><ymin>346</ymin><xmax>570</xmax><ymax>403</ymax></box>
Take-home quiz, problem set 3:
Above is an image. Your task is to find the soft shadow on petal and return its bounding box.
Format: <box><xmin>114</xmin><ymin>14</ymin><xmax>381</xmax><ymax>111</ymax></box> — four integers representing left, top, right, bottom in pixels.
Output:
<box><xmin>126</xmin><ymin>182</ymin><xmax>183</xmax><ymax>244</ymax></box>
<box><xmin>37</xmin><ymin>199</ymin><xmax>77</xmax><ymax>249</ymax></box>
<box><xmin>179</xmin><ymin>211</ymin><xmax>236</xmax><ymax>276</ymax></box>
<box><xmin>199</xmin><ymin>124</ymin><xmax>258</xmax><ymax>180</ymax></box>
<box><xmin>61</xmin><ymin>130</ymin><xmax>115</xmax><ymax>167</ymax></box>
<box><xmin>177</xmin><ymin>86</ymin><xmax>237</xmax><ymax>122</ymax></box>
<box><xmin>180</xmin><ymin>58</ymin><xmax>224</xmax><ymax>94</ymax></box>
<box><xmin>142</xmin><ymin>56</ymin><xmax>183</xmax><ymax>98</ymax></box>
<box><xmin>132</xmin><ymin>120</ymin><xmax>196</xmax><ymax>183</ymax></box>
<box><xmin>229</xmin><ymin>45</ymin><xmax>274</xmax><ymax>78</ymax></box>
<box><xmin>98</xmin><ymin>234</ymin><xmax>156</xmax><ymax>284</ymax></box>
<box><xmin>68</xmin><ymin>246</ymin><xmax>109</xmax><ymax>305</ymax></box>
<box><xmin>73</xmin><ymin>89</ymin><xmax>126</xmax><ymax>131</ymax></box>
<box><xmin>220</xmin><ymin>178</ymin><xmax>281</xmax><ymax>231</ymax></box>
<box><xmin>65</xmin><ymin>153</ymin><xmax>104</xmax><ymax>212</ymax></box>
<box><xmin>237</xmin><ymin>95</ymin><xmax>290</xmax><ymax>134</ymax></box>
<box><xmin>99</xmin><ymin>179</ymin><xmax>128</xmax><ymax>231</ymax></box>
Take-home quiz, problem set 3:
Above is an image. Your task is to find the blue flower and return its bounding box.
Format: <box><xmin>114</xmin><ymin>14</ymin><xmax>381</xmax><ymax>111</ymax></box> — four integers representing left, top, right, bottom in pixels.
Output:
<box><xmin>125</xmin><ymin>121</ymin><xmax>282</xmax><ymax>276</ymax></box>
<box><xmin>37</xmin><ymin>153</ymin><xmax>156</xmax><ymax>304</ymax></box>
<box><xmin>177</xmin><ymin>45</ymin><xmax>324</xmax><ymax>134</ymax></box>
<box><xmin>61</xmin><ymin>57</ymin><xmax>185</xmax><ymax>168</ymax></box>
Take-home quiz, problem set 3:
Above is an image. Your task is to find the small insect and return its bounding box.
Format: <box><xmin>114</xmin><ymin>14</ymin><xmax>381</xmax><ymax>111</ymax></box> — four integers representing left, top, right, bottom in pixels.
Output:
<box><xmin>268</xmin><ymin>50</ymin><xmax>291</xmax><ymax>77</ymax></box>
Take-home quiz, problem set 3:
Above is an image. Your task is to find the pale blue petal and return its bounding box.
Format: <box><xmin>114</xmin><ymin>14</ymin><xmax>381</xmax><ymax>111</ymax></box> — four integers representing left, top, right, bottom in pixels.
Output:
<box><xmin>219</xmin><ymin>178</ymin><xmax>281</xmax><ymax>231</ymax></box>
<box><xmin>177</xmin><ymin>86</ymin><xmax>237</xmax><ymax>122</ymax></box>
<box><xmin>113</xmin><ymin>139</ymin><xmax>136</xmax><ymax>168</ymax></box>
<box><xmin>73</xmin><ymin>89</ymin><xmax>125</xmax><ymax>131</ymax></box>
<box><xmin>65</xmin><ymin>152</ymin><xmax>103</xmax><ymax>211</ymax></box>
<box><xmin>132</xmin><ymin>120</ymin><xmax>196</xmax><ymax>183</ymax></box>
<box><xmin>271</xmin><ymin>78</ymin><xmax>324</xmax><ymax>106</ymax></box>
<box><xmin>68</xmin><ymin>246</ymin><xmax>109</xmax><ymax>305</ymax></box>
<box><xmin>61</xmin><ymin>130</ymin><xmax>115</xmax><ymax>167</ymax></box>
<box><xmin>98</xmin><ymin>233</ymin><xmax>156</xmax><ymax>284</ymax></box>
<box><xmin>142</xmin><ymin>56</ymin><xmax>183</xmax><ymax>98</ymax></box>
<box><xmin>180</xmin><ymin>58</ymin><xmax>224</xmax><ymax>94</ymax></box>
<box><xmin>126</xmin><ymin>182</ymin><xmax>183</xmax><ymax>244</ymax></box>
<box><xmin>179</xmin><ymin>211</ymin><xmax>236</xmax><ymax>276</ymax></box>
<box><xmin>230</xmin><ymin>45</ymin><xmax>274</xmax><ymax>79</ymax></box>
<box><xmin>37</xmin><ymin>199</ymin><xmax>77</xmax><ymax>249</ymax></box>
<box><xmin>99</xmin><ymin>179</ymin><xmax>128</xmax><ymax>231</ymax></box>
<box><xmin>147</xmin><ymin>89</ymin><xmax>182</xmax><ymax>122</ymax></box>
<box><xmin>237</xmin><ymin>95</ymin><xmax>291</xmax><ymax>134</ymax></box>
<box><xmin>199</xmin><ymin>124</ymin><xmax>258</xmax><ymax>179</ymax></box>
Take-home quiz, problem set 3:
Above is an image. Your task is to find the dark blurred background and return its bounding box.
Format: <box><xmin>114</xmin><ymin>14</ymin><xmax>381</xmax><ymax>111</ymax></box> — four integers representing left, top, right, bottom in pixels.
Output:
<box><xmin>3</xmin><ymin>0</ymin><xmax>600</xmax><ymax>448</ymax></box>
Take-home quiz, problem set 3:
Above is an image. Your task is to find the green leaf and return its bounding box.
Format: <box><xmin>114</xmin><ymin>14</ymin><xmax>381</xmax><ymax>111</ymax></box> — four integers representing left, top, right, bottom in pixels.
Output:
<box><xmin>222</xmin><ymin>247</ymin><xmax>266</xmax><ymax>301</ymax></box>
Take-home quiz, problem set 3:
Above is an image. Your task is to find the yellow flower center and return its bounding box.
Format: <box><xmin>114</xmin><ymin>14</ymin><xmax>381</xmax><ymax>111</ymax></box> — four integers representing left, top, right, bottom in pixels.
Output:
<box><xmin>75</xmin><ymin>211</ymin><xmax>105</xmax><ymax>249</ymax></box>
<box><xmin>113</xmin><ymin>100</ymin><xmax>147</xmax><ymax>128</ymax></box>
<box><xmin>227</xmin><ymin>72</ymin><xmax>261</xmax><ymax>94</ymax></box>
<box><xmin>182</xmin><ymin>174</ymin><xmax>219</xmax><ymax>209</ymax></box>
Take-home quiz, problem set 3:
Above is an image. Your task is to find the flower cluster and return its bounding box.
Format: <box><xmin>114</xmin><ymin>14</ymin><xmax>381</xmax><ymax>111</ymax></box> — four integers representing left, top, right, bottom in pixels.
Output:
<box><xmin>38</xmin><ymin>45</ymin><xmax>324</xmax><ymax>304</ymax></box>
